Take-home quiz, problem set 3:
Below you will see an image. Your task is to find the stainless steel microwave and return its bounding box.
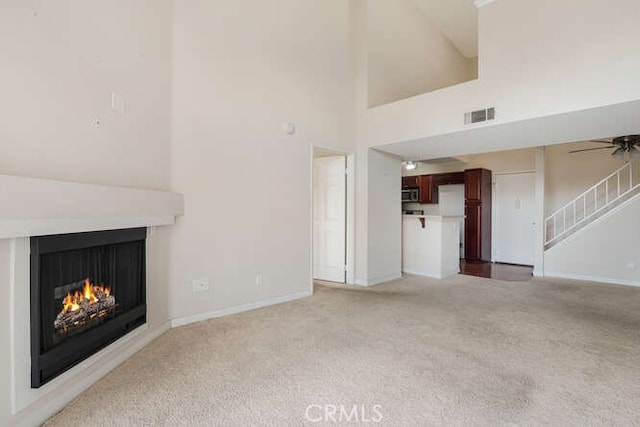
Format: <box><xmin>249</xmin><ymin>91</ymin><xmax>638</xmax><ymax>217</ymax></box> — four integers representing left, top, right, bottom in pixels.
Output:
<box><xmin>402</xmin><ymin>188</ymin><xmax>419</xmax><ymax>202</ymax></box>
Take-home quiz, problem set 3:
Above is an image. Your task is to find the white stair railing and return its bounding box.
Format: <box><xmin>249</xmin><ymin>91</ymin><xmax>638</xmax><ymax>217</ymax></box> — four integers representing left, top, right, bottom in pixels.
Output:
<box><xmin>545</xmin><ymin>162</ymin><xmax>639</xmax><ymax>247</ymax></box>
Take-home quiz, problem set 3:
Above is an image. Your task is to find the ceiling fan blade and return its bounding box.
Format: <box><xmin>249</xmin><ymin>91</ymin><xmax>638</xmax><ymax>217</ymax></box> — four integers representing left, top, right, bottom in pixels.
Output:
<box><xmin>589</xmin><ymin>140</ymin><xmax>613</xmax><ymax>144</ymax></box>
<box><xmin>569</xmin><ymin>147</ymin><xmax>614</xmax><ymax>153</ymax></box>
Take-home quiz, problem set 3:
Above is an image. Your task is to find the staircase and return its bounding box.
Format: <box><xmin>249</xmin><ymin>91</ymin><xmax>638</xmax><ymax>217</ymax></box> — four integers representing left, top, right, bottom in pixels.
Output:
<box><xmin>544</xmin><ymin>161</ymin><xmax>640</xmax><ymax>250</ymax></box>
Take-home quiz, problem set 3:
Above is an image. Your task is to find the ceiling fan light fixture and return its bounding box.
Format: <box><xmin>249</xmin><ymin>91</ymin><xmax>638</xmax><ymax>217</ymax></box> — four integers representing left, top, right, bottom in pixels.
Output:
<box><xmin>611</xmin><ymin>147</ymin><xmax>626</xmax><ymax>160</ymax></box>
<box><xmin>628</xmin><ymin>146</ymin><xmax>640</xmax><ymax>160</ymax></box>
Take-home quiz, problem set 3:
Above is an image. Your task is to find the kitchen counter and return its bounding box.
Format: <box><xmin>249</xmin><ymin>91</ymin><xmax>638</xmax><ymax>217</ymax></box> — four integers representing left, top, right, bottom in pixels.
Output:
<box><xmin>402</xmin><ymin>215</ymin><xmax>463</xmax><ymax>279</ymax></box>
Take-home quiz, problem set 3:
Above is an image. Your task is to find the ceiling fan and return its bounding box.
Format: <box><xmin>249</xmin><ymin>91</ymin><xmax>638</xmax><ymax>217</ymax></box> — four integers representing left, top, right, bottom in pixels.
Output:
<box><xmin>570</xmin><ymin>135</ymin><xmax>640</xmax><ymax>160</ymax></box>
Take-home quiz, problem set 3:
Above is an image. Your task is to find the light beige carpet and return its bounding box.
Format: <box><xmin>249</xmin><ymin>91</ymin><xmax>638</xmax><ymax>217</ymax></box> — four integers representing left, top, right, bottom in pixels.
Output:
<box><xmin>46</xmin><ymin>274</ymin><xmax>640</xmax><ymax>426</ymax></box>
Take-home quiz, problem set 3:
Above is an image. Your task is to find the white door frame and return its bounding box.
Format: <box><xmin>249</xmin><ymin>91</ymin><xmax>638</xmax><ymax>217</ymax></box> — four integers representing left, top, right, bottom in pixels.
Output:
<box><xmin>310</xmin><ymin>146</ymin><xmax>355</xmax><ymax>286</ymax></box>
<box><xmin>491</xmin><ymin>170</ymin><xmax>536</xmax><ymax>265</ymax></box>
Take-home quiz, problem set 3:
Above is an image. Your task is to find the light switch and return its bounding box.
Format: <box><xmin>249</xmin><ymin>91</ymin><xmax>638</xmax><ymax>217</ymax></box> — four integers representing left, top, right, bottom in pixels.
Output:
<box><xmin>111</xmin><ymin>92</ymin><xmax>126</xmax><ymax>114</ymax></box>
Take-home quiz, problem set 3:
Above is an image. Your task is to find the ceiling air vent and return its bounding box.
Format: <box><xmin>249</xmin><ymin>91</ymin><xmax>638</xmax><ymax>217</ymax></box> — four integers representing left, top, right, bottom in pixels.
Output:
<box><xmin>464</xmin><ymin>107</ymin><xmax>496</xmax><ymax>125</ymax></box>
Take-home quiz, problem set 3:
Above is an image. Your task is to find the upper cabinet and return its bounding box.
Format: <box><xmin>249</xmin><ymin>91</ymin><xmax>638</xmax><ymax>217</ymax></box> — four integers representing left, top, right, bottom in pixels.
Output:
<box><xmin>402</xmin><ymin>176</ymin><xmax>418</xmax><ymax>189</ymax></box>
<box><xmin>417</xmin><ymin>175</ymin><xmax>438</xmax><ymax>204</ymax></box>
<box><xmin>402</xmin><ymin>172</ymin><xmax>465</xmax><ymax>204</ymax></box>
<box><xmin>464</xmin><ymin>169</ymin><xmax>488</xmax><ymax>201</ymax></box>
<box><xmin>434</xmin><ymin>172</ymin><xmax>465</xmax><ymax>186</ymax></box>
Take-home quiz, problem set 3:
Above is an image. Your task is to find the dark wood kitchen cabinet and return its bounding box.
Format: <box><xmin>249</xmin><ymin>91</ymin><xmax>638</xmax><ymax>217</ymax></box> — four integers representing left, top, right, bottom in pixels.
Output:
<box><xmin>417</xmin><ymin>175</ymin><xmax>438</xmax><ymax>204</ymax></box>
<box><xmin>402</xmin><ymin>172</ymin><xmax>464</xmax><ymax>204</ymax></box>
<box><xmin>402</xmin><ymin>176</ymin><xmax>418</xmax><ymax>189</ymax></box>
<box><xmin>464</xmin><ymin>168</ymin><xmax>492</xmax><ymax>262</ymax></box>
<box><xmin>434</xmin><ymin>171</ymin><xmax>465</xmax><ymax>186</ymax></box>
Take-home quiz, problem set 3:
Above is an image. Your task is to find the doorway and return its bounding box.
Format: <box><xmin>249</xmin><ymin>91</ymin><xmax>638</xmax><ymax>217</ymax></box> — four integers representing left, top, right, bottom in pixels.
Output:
<box><xmin>493</xmin><ymin>172</ymin><xmax>536</xmax><ymax>266</ymax></box>
<box><xmin>312</xmin><ymin>152</ymin><xmax>348</xmax><ymax>283</ymax></box>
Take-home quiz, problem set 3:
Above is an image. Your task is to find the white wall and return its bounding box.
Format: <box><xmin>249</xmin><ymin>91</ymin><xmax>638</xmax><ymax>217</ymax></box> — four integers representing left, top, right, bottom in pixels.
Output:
<box><xmin>545</xmin><ymin>142</ymin><xmax>626</xmax><ymax>214</ymax></box>
<box><xmin>0</xmin><ymin>241</ymin><xmax>11</xmax><ymax>427</ymax></box>
<box><xmin>169</xmin><ymin>0</ymin><xmax>355</xmax><ymax>320</ymax></box>
<box><xmin>545</xmin><ymin>195</ymin><xmax>640</xmax><ymax>285</ymax></box>
<box><xmin>0</xmin><ymin>0</ymin><xmax>173</xmax><ymax>190</ymax></box>
<box><xmin>0</xmin><ymin>2</ymin><xmax>174</xmax><ymax>424</ymax></box>
<box><xmin>458</xmin><ymin>149</ymin><xmax>536</xmax><ymax>174</ymax></box>
<box><xmin>359</xmin><ymin>0</ymin><xmax>640</xmax><ymax>150</ymax></box>
<box><xmin>366</xmin><ymin>149</ymin><xmax>402</xmax><ymax>284</ymax></box>
<box><xmin>412</xmin><ymin>0</ymin><xmax>479</xmax><ymax>58</ymax></box>
<box><xmin>367</xmin><ymin>0</ymin><xmax>476</xmax><ymax>108</ymax></box>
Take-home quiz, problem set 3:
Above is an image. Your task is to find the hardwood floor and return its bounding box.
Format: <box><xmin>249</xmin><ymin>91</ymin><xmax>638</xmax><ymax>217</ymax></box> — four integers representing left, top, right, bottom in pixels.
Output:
<box><xmin>460</xmin><ymin>260</ymin><xmax>533</xmax><ymax>282</ymax></box>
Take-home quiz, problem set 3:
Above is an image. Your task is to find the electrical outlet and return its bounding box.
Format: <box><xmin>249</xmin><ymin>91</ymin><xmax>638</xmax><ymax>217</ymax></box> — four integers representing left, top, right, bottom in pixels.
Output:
<box><xmin>192</xmin><ymin>278</ymin><xmax>210</xmax><ymax>292</ymax></box>
<box><xmin>255</xmin><ymin>274</ymin><xmax>263</xmax><ymax>286</ymax></box>
<box><xmin>626</xmin><ymin>261</ymin><xmax>636</xmax><ymax>270</ymax></box>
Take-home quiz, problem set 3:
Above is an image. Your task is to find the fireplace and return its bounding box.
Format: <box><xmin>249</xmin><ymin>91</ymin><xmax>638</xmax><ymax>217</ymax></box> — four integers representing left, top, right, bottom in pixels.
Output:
<box><xmin>30</xmin><ymin>228</ymin><xmax>147</xmax><ymax>388</ymax></box>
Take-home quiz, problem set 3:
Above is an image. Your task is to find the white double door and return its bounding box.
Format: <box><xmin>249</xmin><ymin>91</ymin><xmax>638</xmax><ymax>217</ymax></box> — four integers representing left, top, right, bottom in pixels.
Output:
<box><xmin>493</xmin><ymin>172</ymin><xmax>536</xmax><ymax>266</ymax></box>
<box><xmin>313</xmin><ymin>156</ymin><xmax>346</xmax><ymax>283</ymax></box>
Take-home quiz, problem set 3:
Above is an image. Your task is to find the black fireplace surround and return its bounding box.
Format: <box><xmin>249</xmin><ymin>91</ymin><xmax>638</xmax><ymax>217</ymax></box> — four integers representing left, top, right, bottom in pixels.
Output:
<box><xmin>30</xmin><ymin>228</ymin><xmax>147</xmax><ymax>388</ymax></box>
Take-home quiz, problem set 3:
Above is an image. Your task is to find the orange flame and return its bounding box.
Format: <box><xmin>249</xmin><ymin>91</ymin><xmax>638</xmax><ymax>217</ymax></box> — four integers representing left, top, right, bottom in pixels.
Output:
<box><xmin>61</xmin><ymin>279</ymin><xmax>111</xmax><ymax>313</ymax></box>
<box><xmin>62</xmin><ymin>293</ymin><xmax>81</xmax><ymax>312</ymax></box>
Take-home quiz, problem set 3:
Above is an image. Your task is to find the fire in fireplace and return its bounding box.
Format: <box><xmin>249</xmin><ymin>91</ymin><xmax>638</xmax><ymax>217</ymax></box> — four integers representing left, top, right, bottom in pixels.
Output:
<box><xmin>30</xmin><ymin>228</ymin><xmax>147</xmax><ymax>388</ymax></box>
<box><xmin>54</xmin><ymin>278</ymin><xmax>117</xmax><ymax>340</ymax></box>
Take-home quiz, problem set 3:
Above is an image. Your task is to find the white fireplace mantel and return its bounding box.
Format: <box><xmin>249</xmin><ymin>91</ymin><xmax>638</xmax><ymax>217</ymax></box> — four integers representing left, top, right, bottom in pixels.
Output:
<box><xmin>0</xmin><ymin>174</ymin><xmax>184</xmax><ymax>238</ymax></box>
<box><xmin>0</xmin><ymin>174</ymin><xmax>183</xmax><ymax>421</ymax></box>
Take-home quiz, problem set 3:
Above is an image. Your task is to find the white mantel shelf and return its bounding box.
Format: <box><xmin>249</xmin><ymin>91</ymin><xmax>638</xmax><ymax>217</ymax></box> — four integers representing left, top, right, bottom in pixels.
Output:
<box><xmin>0</xmin><ymin>174</ymin><xmax>184</xmax><ymax>238</ymax></box>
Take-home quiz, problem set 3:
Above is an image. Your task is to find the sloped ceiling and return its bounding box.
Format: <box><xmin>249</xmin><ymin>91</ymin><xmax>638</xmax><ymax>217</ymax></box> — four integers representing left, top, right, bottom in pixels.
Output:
<box><xmin>412</xmin><ymin>0</ymin><xmax>478</xmax><ymax>58</ymax></box>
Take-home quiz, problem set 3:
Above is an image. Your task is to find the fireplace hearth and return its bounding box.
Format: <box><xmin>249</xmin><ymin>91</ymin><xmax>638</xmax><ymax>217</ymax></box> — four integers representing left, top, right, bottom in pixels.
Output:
<box><xmin>30</xmin><ymin>228</ymin><xmax>147</xmax><ymax>388</ymax></box>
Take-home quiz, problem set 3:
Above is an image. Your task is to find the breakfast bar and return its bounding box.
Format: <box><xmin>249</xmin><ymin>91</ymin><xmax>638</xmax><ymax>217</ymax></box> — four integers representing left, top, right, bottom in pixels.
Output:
<box><xmin>402</xmin><ymin>215</ymin><xmax>463</xmax><ymax>279</ymax></box>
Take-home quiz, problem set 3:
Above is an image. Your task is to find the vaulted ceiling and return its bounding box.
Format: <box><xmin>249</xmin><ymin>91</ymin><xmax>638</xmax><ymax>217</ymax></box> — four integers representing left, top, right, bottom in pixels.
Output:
<box><xmin>412</xmin><ymin>0</ymin><xmax>478</xmax><ymax>58</ymax></box>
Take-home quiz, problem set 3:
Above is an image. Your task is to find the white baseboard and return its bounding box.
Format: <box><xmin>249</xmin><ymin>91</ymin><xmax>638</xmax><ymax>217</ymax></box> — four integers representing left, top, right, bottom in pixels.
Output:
<box><xmin>544</xmin><ymin>271</ymin><xmax>640</xmax><ymax>288</ymax></box>
<box><xmin>404</xmin><ymin>269</ymin><xmax>460</xmax><ymax>280</ymax></box>
<box><xmin>20</xmin><ymin>322</ymin><xmax>170</xmax><ymax>427</ymax></box>
<box><xmin>353</xmin><ymin>273</ymin><xmax>402</xmax><ymax>287</ymax></box>
<box><xmin>402</xmin><ymin>269</ymin><xmax>443</xmax><ymax>279</ymax></box>
<box><xmin>402</xmin><ymin>270</ymin><xmax>460</xmax><ymax>280</ymax></box>
<box><xmin>170</xmin><ymin>290</ymin><xmax>313</xmax><ymax>328</ymax></box>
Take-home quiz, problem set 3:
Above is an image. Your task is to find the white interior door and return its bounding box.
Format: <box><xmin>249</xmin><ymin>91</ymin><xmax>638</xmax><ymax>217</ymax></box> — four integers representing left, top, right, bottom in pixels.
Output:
<box><xmin>494</xmin><ymin>172</ymin><xmax>536</xmax><ymax>265</ymax></box>
<box><xmin>313</xmin><ymin>156</ymin><xmax>346</xmax><ymax>282</ymax></box>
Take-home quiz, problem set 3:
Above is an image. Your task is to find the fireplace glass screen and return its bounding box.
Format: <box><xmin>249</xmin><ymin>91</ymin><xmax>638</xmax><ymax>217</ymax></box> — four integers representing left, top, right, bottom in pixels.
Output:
<box><xmin>31</xmin><ymin>228</ymin><xmax>146</xmax><ymax>387</ymax></box>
